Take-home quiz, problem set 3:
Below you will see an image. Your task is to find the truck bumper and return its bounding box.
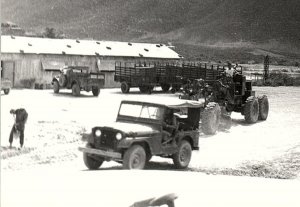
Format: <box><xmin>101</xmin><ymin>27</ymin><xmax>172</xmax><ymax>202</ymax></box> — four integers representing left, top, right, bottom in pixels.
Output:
<box><xmin>78</xmin><ymin>146</ymin><xmax>122</xmax><ymax>159</ymax></box>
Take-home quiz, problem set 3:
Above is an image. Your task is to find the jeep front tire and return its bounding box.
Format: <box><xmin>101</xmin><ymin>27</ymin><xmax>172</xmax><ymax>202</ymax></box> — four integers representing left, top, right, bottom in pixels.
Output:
<box><xmin>123</xmin><ymin>145</ymin><xmax>146</xmax><ymax>169</ymax></box>
<box><xmin>83</xmin><ymin>144</ymin><xmax>104</xmax><ymax>170</ymax></box>
<box><xmin>172</xmin><ymin>140</ymin><xmax>192</xmax><ymax>169</ymax></box>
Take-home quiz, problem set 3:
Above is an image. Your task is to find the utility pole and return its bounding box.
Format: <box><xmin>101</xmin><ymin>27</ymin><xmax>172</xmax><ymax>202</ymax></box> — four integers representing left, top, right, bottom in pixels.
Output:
<box><xmin>263</xmin><ymin>55</ymin><xmax>270</xmax><ymax>82</ymax></box>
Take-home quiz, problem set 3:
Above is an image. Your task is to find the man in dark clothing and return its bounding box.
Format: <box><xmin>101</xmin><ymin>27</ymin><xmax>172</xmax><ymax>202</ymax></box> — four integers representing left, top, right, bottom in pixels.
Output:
<box><xmin>9</xmin><ymin>108</ymin><xmax>28</xmax><ymax>149</ymax></box>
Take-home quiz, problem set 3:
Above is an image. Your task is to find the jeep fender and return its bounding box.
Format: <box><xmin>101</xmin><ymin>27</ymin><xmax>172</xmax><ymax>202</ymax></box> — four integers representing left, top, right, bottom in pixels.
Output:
<box><xmin>176</xmin><ymin>134</ymin><xmax>198</xmax><ymax>150</ymax></box>
<box><xmin>118</xmin><ymin>138</ymin><xmax>152</xmax><ymax>157</ymax></box>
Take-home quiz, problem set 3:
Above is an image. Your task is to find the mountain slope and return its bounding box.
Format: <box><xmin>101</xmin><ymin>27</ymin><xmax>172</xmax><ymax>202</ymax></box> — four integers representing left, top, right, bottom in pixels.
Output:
<box><xmin>2</xmin><ymin>0</ymin><xmax>300</xmax><ymax>61</ymax></box>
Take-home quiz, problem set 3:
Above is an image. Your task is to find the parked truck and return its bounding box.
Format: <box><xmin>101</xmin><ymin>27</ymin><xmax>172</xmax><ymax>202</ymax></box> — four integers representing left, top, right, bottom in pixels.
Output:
<box><xmin>52</xmin><ymin>66</ymin><xmax>105</xmax><ymax>96</ymax></box>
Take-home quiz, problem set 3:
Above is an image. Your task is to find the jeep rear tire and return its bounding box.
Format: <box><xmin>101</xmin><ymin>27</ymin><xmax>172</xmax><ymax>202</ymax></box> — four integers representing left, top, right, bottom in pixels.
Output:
<box><xmin>4</xmin><ymin>88</ymin><xmax>10</xmax><ymax>95</ymax></box>
<box><xmin>172</xmin><ymin>140</ymin><xmax>192</xmax><ymax>169</ymax></box>
<box><xmin>72</xmin><ymin>83</ymin><xmax>80</xmax><ymax>96</ymax></box>
<box><xmin>92</xmin><ymin>87</ymin><xmax>100</xmax><ymax>96</ymax></box>
<box><xmin>123</xmin><ymin>145</ymin><xmax>146</xmax><ymax>169</ymax></box>
<box><xmin>258</xmin><ymin>95</ymin><xmax>269</xmax><ymax>120</ymax></box>
<box><xmin>53</xmin><ymin>81</ymin><xmax>59</xmax><ymax>93</ymax></box>
<box><xmin>121</xmin><ymin>82</ymin><xmax>130</xmax><ymax>93</ymax></box>
<box><xmin>244</xmin><ymin>96</ymin><xmax>259</xmax><ymax>123</ymax></box>
<box><xmin>83</xmin><ymin>144</ymin><xmax>104</xmax><ymax>170</ymax></box>
<box><xmin>201</xmin><ymin>102</ymin><xmax>221</xmax><ymax>135</ymax></box>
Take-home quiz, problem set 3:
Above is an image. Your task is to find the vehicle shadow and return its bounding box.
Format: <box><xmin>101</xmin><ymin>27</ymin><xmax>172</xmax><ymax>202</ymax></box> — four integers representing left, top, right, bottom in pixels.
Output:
<box><xmin>231</xmin><ymin>118</ymin><xmax>266</xmax><ymax>126</ymax></box>
<box><xmin>81</xmin><ymin>161</ymin><xmax>188</xmax><ymax>172</ymax></box>
<box><xmin>111</xmin><ymin>89</ymin><xmax>177</xmax><ymax>95</ymax></box>
<box><xmin>52</xmin><ymin>92</ymin><xmax>96</xmax><ymax>98</ymax></box>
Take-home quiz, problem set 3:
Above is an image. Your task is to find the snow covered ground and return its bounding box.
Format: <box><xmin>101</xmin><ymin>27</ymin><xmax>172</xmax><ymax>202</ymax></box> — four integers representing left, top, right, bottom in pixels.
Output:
<box><xmin>1</xmin><ymin>86</ymin><xmax>300</xmax><ymax>206</ymax></box>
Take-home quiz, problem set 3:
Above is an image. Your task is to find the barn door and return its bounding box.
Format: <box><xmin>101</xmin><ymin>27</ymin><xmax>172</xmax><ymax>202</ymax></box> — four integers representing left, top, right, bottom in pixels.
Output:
<box><xmin>1</xmin><ymin>61</ymin><xmax>15</xmax><ymax>86</ymax></box>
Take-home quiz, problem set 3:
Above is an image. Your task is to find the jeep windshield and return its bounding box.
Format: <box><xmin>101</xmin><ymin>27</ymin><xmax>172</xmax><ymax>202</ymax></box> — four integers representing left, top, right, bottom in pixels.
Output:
<box><xmin>118</xmin><ymin>103</ymin><xmax>164</xmax><ymax>120</ymax></box>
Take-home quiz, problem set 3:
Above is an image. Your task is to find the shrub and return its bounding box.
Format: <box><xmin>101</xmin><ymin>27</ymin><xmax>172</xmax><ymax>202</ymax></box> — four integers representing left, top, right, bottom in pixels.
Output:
<box><xmin>264</xmin><ymin>72</ymin><xmax>300</xmax><ymax>86</ymax></box>
<box><xmin>20</xmin><ymin>78</ymin><xmax>36</xmax><ymax>88</ymax></box>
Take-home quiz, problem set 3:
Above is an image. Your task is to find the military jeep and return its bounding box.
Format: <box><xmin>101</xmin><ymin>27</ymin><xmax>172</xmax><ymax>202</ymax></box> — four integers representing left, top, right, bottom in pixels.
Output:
<box><xmin>79</xmin><ymin>98</ymin><xmax>204</xmax><ymax>170</ymax></box>
<box><xmin>1</xmin><ymin>78</ymin><xmax>12</xmax><ymax>95</ymax></box>
<box><xmin>51</xmin><ymin>66</ymin><xmax>105</xmax><ymax>96</ymax></box>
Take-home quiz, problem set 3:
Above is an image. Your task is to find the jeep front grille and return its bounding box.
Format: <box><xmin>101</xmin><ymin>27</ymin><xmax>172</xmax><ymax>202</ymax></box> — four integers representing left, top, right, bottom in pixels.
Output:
<box><xmin>94</xmin><ymin>130</ymin><xmax>116</xmax><ymax>150</ymax></box>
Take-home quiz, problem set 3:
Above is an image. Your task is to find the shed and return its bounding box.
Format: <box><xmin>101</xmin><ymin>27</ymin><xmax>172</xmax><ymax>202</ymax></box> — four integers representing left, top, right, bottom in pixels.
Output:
<box><xmin>1</xmin><ymin>35</ymin><xmax>182</xmax><ymax>88</ymax></box>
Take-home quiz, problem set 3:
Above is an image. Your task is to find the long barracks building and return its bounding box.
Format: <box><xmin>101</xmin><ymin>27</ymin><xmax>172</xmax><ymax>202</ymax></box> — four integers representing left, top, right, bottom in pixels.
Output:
<box><xmin>1</xmin><ymin>35</ymin><xmax>181</xmax><ymax>88</ymax></box>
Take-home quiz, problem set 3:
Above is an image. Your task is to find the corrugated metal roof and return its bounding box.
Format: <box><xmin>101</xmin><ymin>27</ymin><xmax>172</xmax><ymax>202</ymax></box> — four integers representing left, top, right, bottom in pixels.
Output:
<box><xmin>1</xmin><ymin>35</ymin><xmax>182</xmax><ymax>59</ymax></box>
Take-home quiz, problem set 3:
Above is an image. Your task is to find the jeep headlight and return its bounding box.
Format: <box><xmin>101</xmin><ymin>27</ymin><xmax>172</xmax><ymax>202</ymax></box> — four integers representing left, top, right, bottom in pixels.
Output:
<box><xmin>94</xmin><ymin>129</ymin><xmax>101</xmax><ymax>137</ymax></box>
<box><xmin>116</xmin><ymin>133</ymin><xmax>122</xmax><ymax>140</ymax></box>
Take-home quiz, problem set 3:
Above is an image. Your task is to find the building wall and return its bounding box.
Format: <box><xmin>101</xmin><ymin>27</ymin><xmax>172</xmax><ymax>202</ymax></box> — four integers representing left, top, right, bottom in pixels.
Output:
<box><xmin>1</xmin><ymin>53</ymin><xmax>177</xmax><ymax>88</ymax></box>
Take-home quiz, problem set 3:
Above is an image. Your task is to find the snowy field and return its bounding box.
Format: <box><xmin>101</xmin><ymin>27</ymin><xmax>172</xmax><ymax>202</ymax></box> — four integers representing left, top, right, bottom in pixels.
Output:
<box><xmin>1</xmin><ymin>86</ymin><xmax>300</xmax><ymax>206</ymax></box>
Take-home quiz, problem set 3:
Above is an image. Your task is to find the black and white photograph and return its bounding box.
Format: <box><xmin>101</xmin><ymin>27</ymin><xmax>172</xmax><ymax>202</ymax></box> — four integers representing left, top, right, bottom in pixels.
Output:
<box><xmin>1</xmin><ymin>0</ymin><xmax>300</xmax><ymax>206</ymax></box>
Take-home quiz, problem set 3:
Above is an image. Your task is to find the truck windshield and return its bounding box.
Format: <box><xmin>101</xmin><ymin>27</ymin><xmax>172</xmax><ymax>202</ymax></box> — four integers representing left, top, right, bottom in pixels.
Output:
<box><xmin>119</xmin><ymin>103</ymin><xmax>164</xmax><ymax>120</ymax></box>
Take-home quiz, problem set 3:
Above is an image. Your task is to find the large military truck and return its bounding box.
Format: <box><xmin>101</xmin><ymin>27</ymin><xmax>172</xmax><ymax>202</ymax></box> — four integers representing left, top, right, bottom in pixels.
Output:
<box><xmin>52</xmin><ymin>66</ymin><xmax>105</xmax><ymax>96</ymax></box>
<box><xmin>114</xmin><ymin>62</ymin><xmax>226</xmax><ymax>94</ymax></box>
<box><xmin>179</xmin><ymin>65</ymin><xmax>269</xmax><ymax>135</ymax></box>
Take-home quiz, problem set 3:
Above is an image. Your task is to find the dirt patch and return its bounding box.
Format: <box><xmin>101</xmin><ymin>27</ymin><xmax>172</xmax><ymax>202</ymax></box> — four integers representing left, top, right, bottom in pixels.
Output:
<box><xmin>1</xmin><ymin>146</ymin><xmax>36</xmax><ymax>159</ymax></box>
<box><xmin>191</xmin><ymin>146</ymin><xmax>300</xmax><ymax>179</ymax></box>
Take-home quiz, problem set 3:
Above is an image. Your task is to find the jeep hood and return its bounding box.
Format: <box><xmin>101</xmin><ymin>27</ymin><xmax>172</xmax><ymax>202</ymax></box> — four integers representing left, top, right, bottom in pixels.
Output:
<box><xmin>99</xmin><ymin>122</ymin><xmax>159</xmax><ymax>136</ymax></box>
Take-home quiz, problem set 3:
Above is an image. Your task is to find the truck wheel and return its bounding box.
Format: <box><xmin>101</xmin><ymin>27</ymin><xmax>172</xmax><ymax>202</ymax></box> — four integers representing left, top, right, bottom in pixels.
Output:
<box><xmin>123</xmin><ymin>145</ymin><xmax>146</xmax><ymax>169</ymax></box>
<box><xmin>219</xmin><ymin>107</ymin><xmax>232</xmax><ymax>130</ymax></box>
<box><xmin>53</xmin><ymin>81</ymin><xmax>59</xmax><ymax>93</ymax></box>
<box><xmin>244</xmin><ymin>96</ymin><xmax>259</xmax><ymax>123</ymax></box>
<box><xmin>201</xmin><ymin>102</ymin><xmax>221</xmax><ymax>135</ymax></box>
<box><xmin>172</xmin><ymin>140</ymin><xmax>192</xmax><ymax>169</ymax></box>
<box><xmin>4</xmin><ymin>88</ymin><xmax>10</xmax><ymax>95</ymax></box>
<box><xmin>59</xmin><ymin>75</ymin><xmax>67</xmax><ymax>87</ymax></box>
<box><xmin>139</xmin><ymin>86</ymin><xmax>148</xmax><ymax>93</ymax></box>
<box><xmin>83</xmin><ymin>144</ymin><xmax>104</xmax><ymax>170</ymax></box>
<box><xmin>121</xmin><ymin>82</ymin><xmax>130</xmax><ymax>93</ymax></box>
<box><xmin>161</xmin><ymin>84</ymin><xmax>170</xmax><ymax>92</ymax></box>
<box><xmin>220</xmin><ymin>114</ymin><xmax>232</xmax><ymax>130</ymax></box>
<box><xmin>72</xmin><ymin>83</ymin><xmax>80</xmax><ymax>96</ymax></box>
<box><xmin>92</xmin><ymin>87</ymin><xmax>100</xmax><ymax>96</ymax></box>
<box><xmin>258</xmin><ymin>95</ymin><xmax>269</xmax><ymax>120</ymax></box>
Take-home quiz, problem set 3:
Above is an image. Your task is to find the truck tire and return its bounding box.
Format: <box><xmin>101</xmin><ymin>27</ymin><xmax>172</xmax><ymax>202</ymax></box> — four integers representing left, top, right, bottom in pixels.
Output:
<box><xmin>92</xmin><ymin>87</ymin><xmax>100</xmax><ymax>96</ymax></box>
<box><xmin>258</xmin><ymin>95</ymin><xmax>269</xmax><ymax>120</ymax></box>
<box><xmin>83</xmin><ymin>144</ymin><xmax>104</xmax><ymax>170</ymax></box>
<box><xmin>220</xmin><ymin>107</ymin><xmax>232</xmax><ymax>130</ymax></box>
<box><xmin>161</xmin><ymin>84</ymin><xmax>170</xmax><ymax>92</ymax></box>
<box><xmin>171</xmin><ymin>85</ymin><xmax>181</xmax><ymax>93</ymax></box>
<box><xmin>123</xmin><ymin>145</ymin><xmax>146</xmax><ymax>169</ymax></box>
<box><xmin>121</xmin><ymin>82</ymin><xmax>130</xmax><ymax>93</ymax></box>
<box><xmin>244</xmin><ymin>96</ymin><xmax>259</xmax><ymax>123</ymax></box>
<box><xmin>220</xmin><ymin>114</ymin><xmax>232</xmax><ymax>130</ymax></box>
<box><xmin>53</xmin><ymin>81</ymin><xmax>59</xmax><ymax>93</ymax></box>
<box><xmin>201</xmin><ymin>102</ymin><xmax>221</xmax><ymax>135</ymax></box>
<box><xmin>4</xmin><ymin>88</ymin><xmax>10</xmax><ymax>95</ymax></box>
<box><xmin>172</xmin><ymin>140</ymin><xmax>192</xmax><ymax>169</ymax></box>
<box><xmin>59</xmin><ymin>75</ymin><xmax>67</xmax><ymax>87</ymax></box>
<box><xmin>72</xmin><ymin>83</ymin><xmax>80</xmax><ymax>96</ymax></box>
<box><xmin>139</xmin><ymin>86</ymin><xmax>148</xmax><ymax>93</ymax></box>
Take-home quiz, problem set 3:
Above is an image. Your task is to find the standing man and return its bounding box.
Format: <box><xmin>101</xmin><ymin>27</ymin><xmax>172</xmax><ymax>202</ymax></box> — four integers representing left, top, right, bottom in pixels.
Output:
<box><xmin>9</xmin><ymin>108</ymin><xmax>28</xmax><ymax>149</ymax></box>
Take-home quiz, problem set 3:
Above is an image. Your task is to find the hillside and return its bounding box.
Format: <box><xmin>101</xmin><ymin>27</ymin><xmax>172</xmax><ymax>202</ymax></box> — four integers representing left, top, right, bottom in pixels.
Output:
<box><xmin>1</xmin><ymin>0</ymin><xmax>300</xmax><ymax>62</ymax></box>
